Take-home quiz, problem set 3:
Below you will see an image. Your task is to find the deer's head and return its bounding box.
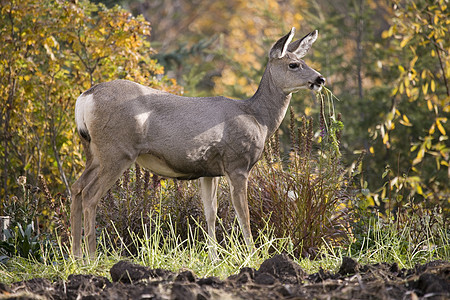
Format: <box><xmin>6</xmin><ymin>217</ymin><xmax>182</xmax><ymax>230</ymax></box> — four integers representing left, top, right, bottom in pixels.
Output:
<box><xmin>268</xmin><ymin>28</ymin><xmax>325</xmax><ymax>94</ymax></box>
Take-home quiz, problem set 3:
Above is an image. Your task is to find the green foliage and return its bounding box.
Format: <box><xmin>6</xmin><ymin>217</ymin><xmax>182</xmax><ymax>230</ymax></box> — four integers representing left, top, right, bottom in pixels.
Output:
<box><xmin>0</xmin><ymin>0</ymin><xmax>180</xmax><ymax>208</ymax></box>
<box><xmin>0</xmin><ymin>223</ymin><xmax>41</xmax><ymax>261</ymax></box>
<box><xmin>294</xmin><ymin>0</ymin><xmax>449</xmax><ymax>216</ymax></box>
<box><xmin>154</xmin><ymin>36</ymin><xmax>218</xmax><ymax>75</ymax></box>
<box><xmin>373</xmin><ymin>0</ymin><xmax>449</xmax><ymax>206</ymax></box>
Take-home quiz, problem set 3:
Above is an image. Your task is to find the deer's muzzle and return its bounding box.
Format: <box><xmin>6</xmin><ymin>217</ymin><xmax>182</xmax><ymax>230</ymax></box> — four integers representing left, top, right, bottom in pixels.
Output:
<box><xmin>309</xmin><ymin>76</ymin><xmax>325</xmax><ymax>91</ymax></box>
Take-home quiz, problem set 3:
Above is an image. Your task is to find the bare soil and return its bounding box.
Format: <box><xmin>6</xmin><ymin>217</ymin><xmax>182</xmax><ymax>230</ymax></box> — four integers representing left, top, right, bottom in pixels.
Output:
<box><xmin>3</xmin><ymin>255</ymin><xmax>449</xmax><ymax>299</ymax></box>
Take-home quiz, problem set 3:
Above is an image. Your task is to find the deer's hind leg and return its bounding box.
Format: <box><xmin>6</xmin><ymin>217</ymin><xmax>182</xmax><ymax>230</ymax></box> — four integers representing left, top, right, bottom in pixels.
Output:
<box><xmin>71</xmin><ymin>162</ymin><xmax>98</xmax><ymax>258</ymax></box>
<box><xmin>71</xmin><ymin>139</ymin><xmax>94</xmax><ymax>258</ymax></box>
<box><xmin>71</xmin><ymin>152</ymin><xmax>134</xmax><ymax>259</ymax></box>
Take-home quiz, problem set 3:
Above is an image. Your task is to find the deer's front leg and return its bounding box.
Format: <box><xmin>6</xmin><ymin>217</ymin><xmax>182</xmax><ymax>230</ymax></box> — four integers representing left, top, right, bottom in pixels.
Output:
<box><xmin>226</xmin><ymin>172</ymin><xmax>254</xmax><ymax>251</ymax></box>
<box><xmin>200</xmin><ymin>177</ymin><xmax>220</xmax><ymax>261</ymax></box>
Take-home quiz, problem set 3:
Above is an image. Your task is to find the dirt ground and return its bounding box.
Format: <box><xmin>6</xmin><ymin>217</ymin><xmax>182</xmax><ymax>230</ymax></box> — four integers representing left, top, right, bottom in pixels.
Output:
<box><xmin>2</xmin><ymin>255</ymin><xmax>449</xmax><ymax>299</ymax></box>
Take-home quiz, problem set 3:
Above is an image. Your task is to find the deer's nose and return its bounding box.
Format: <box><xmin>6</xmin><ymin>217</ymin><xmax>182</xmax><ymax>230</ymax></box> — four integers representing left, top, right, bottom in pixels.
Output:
<box><xmin>315</xmin><ymin>76</ymin><xmax>326</xmax><ymax>86</ymax></box>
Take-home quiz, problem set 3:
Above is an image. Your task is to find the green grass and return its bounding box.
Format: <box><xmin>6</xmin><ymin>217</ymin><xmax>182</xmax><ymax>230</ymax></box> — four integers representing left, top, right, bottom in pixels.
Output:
<box><xmin>352</xmin><ymin>214</ymin><xmax>449</xmax><ymax>268</ymax></box>
<box><xmin>0</xmin><ymin>208</ymin><xmax>448</xmax><ymax>285</ymax></box>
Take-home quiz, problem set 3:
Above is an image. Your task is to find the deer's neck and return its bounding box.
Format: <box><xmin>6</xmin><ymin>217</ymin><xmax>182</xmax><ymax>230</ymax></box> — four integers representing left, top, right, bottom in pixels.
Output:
<box><xmin>247</xmin><ymin>67</ymin><xmax>292</xmax><ymax>140</ymax></box>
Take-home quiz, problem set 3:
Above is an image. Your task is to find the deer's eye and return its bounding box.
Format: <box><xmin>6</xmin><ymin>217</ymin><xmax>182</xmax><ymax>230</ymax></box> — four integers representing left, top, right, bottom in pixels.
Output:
<box><xmin>289</xmin><ymin>63</ymin><xmax>300</xmax><ymax>69</ymax></box>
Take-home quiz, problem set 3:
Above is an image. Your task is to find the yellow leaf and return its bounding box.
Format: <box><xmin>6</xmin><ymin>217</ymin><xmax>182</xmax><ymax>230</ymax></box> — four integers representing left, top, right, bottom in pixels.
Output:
<box><xmin>431</xmin><ymin>80</ymin><xmax>436</xmax><ymax>92</ymax></box>
<box><xmin>429</xmin><ymin>123</ymin><xmax>435</xmax><ymax>134</ymax></box>
<box><xmin>399</xmin><ymin>82</ymin><xmax>404</xmax><ymax>94</ymax></box>
<box><xmin>160</xmin><ymin>179</ymin><xmax>167</xmax><ymax>189</ymax></box>
<box><xmin>383</xmin><ymin>132</ymin><xmax>389</xmax><ymax>144</ymax></box>
<box><xmin>436</xmin><ymin>119</ymin><xmax>446</xmax><ymax>135</ymax></box>
<box><xmin>412</xmin><ymin>148</ymin><xmax>425</xmax><ymax>165</ymax></box>
<box><xmin>416</xmin><ymin>185</ymin><xmax>423</xmax><ymax>195</ymax></box>
<box><xmin>422</xmin><ymin>82</ymin><xmax>428</xmax><ymax>95</ymax></box>
<box><xmin>404</xmin><ymin>78</ymin><xmax>410</xmax><ymax>88</ymax></box>
<box><xmin>427</xmin><ymin>99</ymin><xmax>433</xmax><ymax>111</ymax></box>
<box><xmin>400</xmin><ymin>36</ymin><xmax>412</xmax><ymax>48</ymax></box>
<box><xmin>410</xmin><ymin>56</ymin><xmax>418</xmax><ymax>68</ymax></box>
<box><xmin>399</xmin><ymin>114</ymin><xmax>412</xmax><ymax>126</ymax></box>
<box><xmin>391</xmin><ymin>86</ymin><xmax>398</xmax><ymax>96</ymax></box>
<box><xmin>369</xmin><ymin>146</ymin><xmax>374</xmax><ymax>154</ymax></box>
<box><xmin>387</xmin><ymin>111</ymin><xmax>394</xmax><ymax>121</ymax></box>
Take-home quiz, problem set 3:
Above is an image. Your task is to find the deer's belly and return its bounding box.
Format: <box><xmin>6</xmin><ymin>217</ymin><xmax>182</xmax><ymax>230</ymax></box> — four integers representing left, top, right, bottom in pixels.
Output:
<box><xmin>136</xmin><ymin>154</ymin><xmax>189</xmax><ymax>178</ymax></box>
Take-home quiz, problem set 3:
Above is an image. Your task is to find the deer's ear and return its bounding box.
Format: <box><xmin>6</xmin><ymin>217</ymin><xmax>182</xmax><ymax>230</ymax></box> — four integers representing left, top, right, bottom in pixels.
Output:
<box><xmin>287</xmin><ymin>30</ymin><xmax>318</xmax><ymax>58</ymax></box>
<box><xmin>269</xmin><ymin>27</ymin><xmax>295</xmax><ymax>59</ymax></box>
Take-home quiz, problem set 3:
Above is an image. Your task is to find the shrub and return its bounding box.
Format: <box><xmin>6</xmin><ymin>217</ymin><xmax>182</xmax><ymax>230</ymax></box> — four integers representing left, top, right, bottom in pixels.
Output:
<box><xmin>247</xmin><ymin>90</ymin><xmax>351</xmax><ymax>258</ymax></box>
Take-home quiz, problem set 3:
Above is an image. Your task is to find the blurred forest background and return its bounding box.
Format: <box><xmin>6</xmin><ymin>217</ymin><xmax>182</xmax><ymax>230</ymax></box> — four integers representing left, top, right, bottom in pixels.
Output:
<box><xmin>1</xmin><ymin>0</ymin><xmax>448</xmax><ymax>238</ymax></box>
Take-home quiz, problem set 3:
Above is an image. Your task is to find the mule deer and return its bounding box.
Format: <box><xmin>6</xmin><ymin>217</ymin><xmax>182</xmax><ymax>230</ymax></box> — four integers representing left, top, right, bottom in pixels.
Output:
<box><xmin>71</xmin><ymin>27</ymin><xmax>324</xmax><ymax>260</ymax></box>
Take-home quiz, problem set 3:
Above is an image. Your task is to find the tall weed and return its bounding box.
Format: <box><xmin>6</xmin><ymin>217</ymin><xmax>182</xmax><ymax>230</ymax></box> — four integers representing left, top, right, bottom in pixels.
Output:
<box><xmin>97</xmin><ymin>166</ymin><xmax>162</xmax><ymax>254</ymax></box>
<box><xmin>248</xmin><ymin>89</ymin><xmax>351</xmax><ymax>257</ymax></box>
